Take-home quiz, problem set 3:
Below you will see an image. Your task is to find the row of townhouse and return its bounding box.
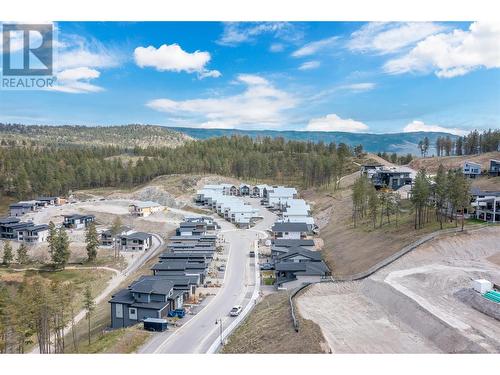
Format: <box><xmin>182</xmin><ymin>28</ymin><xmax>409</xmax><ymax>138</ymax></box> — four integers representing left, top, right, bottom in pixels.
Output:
<box><xmin>108</xmin><ymin>217</ymin><xmax>218</xmax><ymax>329</ymax></box>
<box><xmin>0</xmin><ymin>217</ymin><xmax>49</xmax><ymax>243</ymax></box>
<box><xmin>9</xmin><ymin>196</ymin><xmax>64</xmax><ymax>217</ymax></box>
<box><xmin>463</xmin><ymin>159</ymin><xmax>500</xmax><ymax>178</ymax></box>
<box><xmin>262</xmin><ymin>186</ymin><xmax>328</xmax><ymax>289</ymax></box>
<box><xmin>196</xmin><ymin>186</ymin><xmax>260</xmax><ymax>228</ymax></box>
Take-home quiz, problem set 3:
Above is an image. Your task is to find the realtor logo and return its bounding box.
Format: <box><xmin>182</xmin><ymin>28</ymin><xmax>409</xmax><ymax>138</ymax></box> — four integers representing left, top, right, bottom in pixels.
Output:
<box><xmin>2</xmin><ymin>24</ymin><xmax>53</xmax><ymax>76</ymax></box>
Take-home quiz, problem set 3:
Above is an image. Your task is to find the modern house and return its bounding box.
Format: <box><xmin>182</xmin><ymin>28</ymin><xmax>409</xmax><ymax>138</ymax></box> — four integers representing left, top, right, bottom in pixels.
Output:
<box><xmin>128</xmin><ymin>201</ymin><xmax>163</xmax><ymax>217</ymax></box>
<box><xmin>36</xmin><ymin>196</ymin><xmax>60</xmax><ymax>206</ymax></box>
<box><xmin>463</xmin><ymin>161</ymin><xmax>482</xmax><ymax>178</ymax></box>
<box><xmin>159</xmin><ymin>251</ymin><xmax>214</xmax><ymax>263</ymax></box>
<box><xmin>108</xmin><ymin>278</ymin><xmax>177</xmax><ymax>329</ymax></box>
<box><xmin>489</xmin><ymin>159</ymin><xmax>500</xmax><ymax>177</ymax></box>
<box><xmin>266</xmin><ymin>187</ymin><xmax>298</xmax><ymax>210</ymax></box>
<box><xmin>239</xmin><ymin>184</ymin><xmax>251</xmax><ymax>196</ymax></box>
<box><xmin>118</xmin><ymin>232</ymin><xmax>153</xmax><ymax>251</ymax></box>
<box><xmin>275</xmin><ymin>260</ymin><xmax>329</xmax><ymax>289</ymax></box>
<box><xmin>151</xmin><ymin>261</ymin><xmax>207</xmax><ymax>283</ymax></box>
<box><xmin>279</xmin><ymin>199</ymin><xmax>315</xmax><ymax>229</ymax></box>
<box><xmin>271</xmin><ymin>239</ymin><xmax>316</xmax><ymax>258</ymax></box>
<box><xmin>252</xmin><ymin>184</ymin><xmax>270</xmax><ymax>198</ymax></box>
<box><xmin>184</xmin><ymin>216</ymin><xmax>218</xmax><ymax>230</ymax></box>
<box><xmin>370</xmin><ymin>167</ymin><xmax>414</xmax><ymax>190</ymax></box>
<box><xmin>0</xmin><ymin>217</ymin><xmax>22</xmax><ymax>239</ymax></box>
<box><xmin>361</xmin><ymin>164</ymin><xmax>383</xmax><ymax>179</ymax></box>
<box><xmin>15</xmin><ymin>223</ymin><xmax>49</xmax><ymax>243</ymax></box>
<box><xmin>9</xmin><ymin>202</ymin><xmax>37</xmax><ymax>217</ymax></box>
<box><xmin>100</xmin><ymin>226</ymin><xmax>132</xmax><ymax>246</ymax></box>
<box><xmin>176</xmin><ymin>221</ymin><xmax>207</xmax><ymax>236</ymax></box>
<box><xmin>63</xmin><ymin>214</ymin><xmax>95</xmax><ymax>229</ymax></box>
<box><xmin>271</xmin><ymin>222</ymin><xmax>309</xmax><ymax>239</ymax></box>
<box><xmin>471</xmin><ymin>188</ymin><xmax>500</xmax><ymax>223</ymax></box>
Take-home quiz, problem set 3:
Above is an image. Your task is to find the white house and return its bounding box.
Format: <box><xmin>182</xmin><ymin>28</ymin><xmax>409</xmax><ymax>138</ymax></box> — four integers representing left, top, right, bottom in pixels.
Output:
<box><xmin>16</xmin><ymin>224</ymin><xmax>49</xmax><ymax>243</ymax></box>
<box><xmin>267</xmin><ymin>187</ymin><xmax>298</xmax><ymax>209</ymax></box>
<box><xmin>471</xmin><ymin>188</ymin><xmax>500</xmax><ymax>223</ymax></box>
<box><xmin>463</xmin><ymin>161</ymin><xmax>481</xmax><ymax>178</ymax></box>
<box><xmin>271</xmin><ymin>222</ymin><xmax>309</xmax><ymax>239</ymax></box>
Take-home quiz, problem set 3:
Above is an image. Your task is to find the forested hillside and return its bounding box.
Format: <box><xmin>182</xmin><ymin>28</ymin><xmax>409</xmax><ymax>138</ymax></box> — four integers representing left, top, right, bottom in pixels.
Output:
<box><xmin>0</xmin><ymin>124</ymin><xmax>190</xmax><ymax>148</ymax></box>
<box><xmin>0</xmin><ymin>136</ymin><xmax>355</xmax><ymax>201</ymax></box>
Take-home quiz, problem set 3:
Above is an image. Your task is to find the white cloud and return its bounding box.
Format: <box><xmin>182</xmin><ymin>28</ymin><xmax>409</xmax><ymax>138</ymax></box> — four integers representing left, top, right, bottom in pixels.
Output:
<box><xmin>292</xmin><ymin>36</ymin><xmax>339</xmax><ymax>58</ymax></box>
<box><xmin>306</xmin><ymin>114</ymin><xmax>369</xmax><ymax>132</ymax></box>
<box><xmin>55</xmin><ymin>34</ymin><xmax>122</xmax><ymax>71</ymax></box>
<box><xmin>339</xmin><ymin>82</ymin><xmax>376</xmax><ymax>92</ymax></box>
<box><xmin>51</xmin><ymin>67</ymin><xmax>104</xmax><ymax>94</ymax></box>
<box><xmin>298</xmin><ymin>60</ymin><xmax>321</xmax><ymax>70</ymax></box>
<box><xmin>134</xmin><ymin>43</ymin><xmax>220</xmax><ymax>79</ymax></box>
<box><xmin>403</xmin><ymin>120</ymin><xmax>468</xmax><ymax>136</ymax></box>
<box><xmin>348</xmin><ymin>22</ymin><xmax>446</xmax><ymax>55</ymax></box>
<box><xmin>217</xmin><ymin>22</ymin><xmax>300</xmax><ymax>46</ymax></box>
<box><xmin>384</xmin><ymin>21</ymin><xmax>500</xmax><ymax>78</ymax></box>
<box><xmin>269</xmin><ymin>43</ymin><xmax>285</xmax><ymax>53</ymax></box>
<box><xmin>147</xmin><ymin>74</ymin><xmax>297</xmax><ymax>129</ymax></box>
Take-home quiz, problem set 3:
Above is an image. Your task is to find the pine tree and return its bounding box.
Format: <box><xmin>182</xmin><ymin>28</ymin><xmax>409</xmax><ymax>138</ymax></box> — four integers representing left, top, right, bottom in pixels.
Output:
<box><xmin>85</xmin><ymin>222</ymin><xmax>99</xmax><ymax>262</ymax></box>
<box><xmin>47</xmin><ymin>221</ymin><xmax>57</xmax><ymax>260</ymax></box>
<box><xmin>52</xmin><ymin>227</ymin><xmax>70</xmax><ymax>269</ymax></box>
<box><xmin>83</xmin><ymin>285</ymin><xmax>95</xmax><ymax>346</ymax></box>
<box><xmin>2</xmin><ymin>241</ymin><xmax>13</xmax><ymax>266</ymax></box>
<box><xmin>110</xmin><ymin>216</ymin><xmax>123</xmax><ymax>258</ymax></box>
<box><xmin>434</xmin><ymin>165</ymin><xmax>448</xmax><ymax>230</ymax></box>
<box><xmin>16</xmin><ymin>243</ymin><xmax>29</xmax><ymax>265</ymax></box>
<box><xmin>367</xmin><ymin>187</ymin><xmax>379</xmax><ymax>229</ymax></box>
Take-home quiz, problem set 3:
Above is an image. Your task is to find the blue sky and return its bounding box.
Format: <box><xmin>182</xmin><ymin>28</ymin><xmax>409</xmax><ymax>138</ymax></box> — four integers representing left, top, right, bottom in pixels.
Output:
<box><xmin>1</xmin><ymin>21</ymin><xmax>499</xmax><ymax>134</ymax></box>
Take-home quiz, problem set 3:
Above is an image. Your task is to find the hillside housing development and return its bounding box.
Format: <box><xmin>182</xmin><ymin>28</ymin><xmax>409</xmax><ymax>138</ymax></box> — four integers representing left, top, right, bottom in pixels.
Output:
<box><xmin>108</xmin><ymin>216</ymin><xmax>218</xmax><ymax>329</ymax></box>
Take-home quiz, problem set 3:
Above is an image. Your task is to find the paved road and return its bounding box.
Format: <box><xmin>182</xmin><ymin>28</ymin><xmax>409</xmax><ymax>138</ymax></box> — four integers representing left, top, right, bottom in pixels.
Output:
<box><xmin>139</xmin><ymin>198</ymin><xmax>275</xmax><ymax>353</ymax></box>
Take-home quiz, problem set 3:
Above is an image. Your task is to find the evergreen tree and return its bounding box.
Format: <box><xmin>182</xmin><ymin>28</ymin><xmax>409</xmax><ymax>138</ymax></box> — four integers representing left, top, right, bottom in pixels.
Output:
<box><xmin>2</xmin><ymin>241</ymin><xmax>13</xmax><ymax>266</ymax></box>
<box><xmin>52</xmin><ymin>227</ymin><xmax>70</xmax><ymax>269</ymax></box>
<box><xmin>83</xmin><ymin>285</ymin><xmax>95</xmax><ymax>346</ymax></box>
<box><xmin>85</xmin><ymin>222</ymin><xmax>99</xmax><ymax>262</ymax></box>
<box><xmin>47</xmin><ymin>221</ymin><xmax>57</xmax><ymax>260</ymax></box>
<box><xmin>434</xmin><ymin>165</ymin><xmax>448</xmax><ymax>230</ymax></box>
<box><xmin>16</xmin><ymin>243</ymin><xmax>29</xmax><ymax>265</ymax></box>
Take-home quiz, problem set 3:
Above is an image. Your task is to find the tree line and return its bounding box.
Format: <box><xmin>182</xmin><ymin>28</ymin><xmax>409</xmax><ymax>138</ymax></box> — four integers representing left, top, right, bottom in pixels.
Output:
<box><xmin>0</xmin><ymin>135</ymin><xmax>355</xmax><ymax>201</ymax></box>
<box><xmin>433</xmin><ymin>129</ymin><xmax>499</xmax><ymax>157</ymax></box>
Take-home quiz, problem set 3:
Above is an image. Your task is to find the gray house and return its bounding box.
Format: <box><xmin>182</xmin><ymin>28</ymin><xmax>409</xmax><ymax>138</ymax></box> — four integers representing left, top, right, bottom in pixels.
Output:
<box><xmin>463</xmin><ymin>161</ymin><xmax>481</xmax><ymax>178</ymax></box>
<box><xmin>109</xmin><ymin>278</ymin><xmax>176</xmax><ymax>329</ymax></box>
<box><xmin>0</xmin><ymin>217</ymin><xmax>22</xmax><ymax>239</ymax></box>
<box><xmin>271</xmin><ymin>222</ymin><xmax>309</xmax><ymax>239</ymax></box>
<box><xmin>63</xmin><ymin>214</ymin><xmax>95</xmax><ymax>229</ymax></box>
<box><xmin>100</xmin><ymin>225</ymin><xmax>131</xmax><ymax>246</ymax></box>
<box><xmin>9</xmin><ymin>202</ymin><xmax>37</xmax><ymax>217</ymax></box>
<box><xmin>275</xmin><ymin>261</ymin><xmax>330</xmax><ymax>289</ymax></box>
<box><xmin>151</xmin><ymin>261</ymin><xmax>207</xmax><ymax>283</ymax></box>
<box><xmin>118</xmin><ymin>232</ymin><xmax>153</xmax><ymax>251</ymax></box>
<box><xmin>489</xmin><ymin>160</ymin><xmax>500</xmax><ymax>176</ymax></box>
<box><xmin>371</xmin><ymin>167</ymin><xmax>413</xmax><ymax>190</ymax></box>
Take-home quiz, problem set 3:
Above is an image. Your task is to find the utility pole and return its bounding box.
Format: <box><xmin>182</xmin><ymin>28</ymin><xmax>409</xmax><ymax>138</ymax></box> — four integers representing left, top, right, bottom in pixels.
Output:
<box><xmin>215</xmin><ymin>318</ymin><xmax>224</xmax><ymax>347</ymax></box>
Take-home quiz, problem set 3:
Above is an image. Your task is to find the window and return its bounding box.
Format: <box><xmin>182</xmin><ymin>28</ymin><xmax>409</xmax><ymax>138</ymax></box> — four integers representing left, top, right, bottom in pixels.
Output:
<box><xmin>129</xmin><ymin>308</ymin><xmax>137</xmax><ymax>320</ymax></box>
<box><xmin>115</xmin><ymin>303</ymin><xmax>123</xmax><ymax>318</ymax></box>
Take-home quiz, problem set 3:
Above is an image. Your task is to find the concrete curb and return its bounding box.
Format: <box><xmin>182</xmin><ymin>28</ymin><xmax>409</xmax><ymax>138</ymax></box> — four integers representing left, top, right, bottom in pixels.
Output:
<box><xmin>206</xmin><ymin>239</ymin><xmax>261</xmax><ymax>354</ymax></box>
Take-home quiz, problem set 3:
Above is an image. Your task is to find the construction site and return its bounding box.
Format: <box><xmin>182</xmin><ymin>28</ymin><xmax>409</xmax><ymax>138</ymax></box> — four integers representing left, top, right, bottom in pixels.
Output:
<box><xmin>297</xmin><ymin>226</ymin><xmax>500</xmax><ymax>353</ymax></box>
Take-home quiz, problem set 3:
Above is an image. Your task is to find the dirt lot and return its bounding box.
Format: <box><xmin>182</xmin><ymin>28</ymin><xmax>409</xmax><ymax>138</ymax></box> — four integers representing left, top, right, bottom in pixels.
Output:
<box><xmin>297</xmin><ymin>226</ymin><xmax>500</xmax><ymax>353</ymax></box>
<box><xmin>221</xmin><ymin>292</ymin><xmax>328</xmax><ymax>354</ymax></box>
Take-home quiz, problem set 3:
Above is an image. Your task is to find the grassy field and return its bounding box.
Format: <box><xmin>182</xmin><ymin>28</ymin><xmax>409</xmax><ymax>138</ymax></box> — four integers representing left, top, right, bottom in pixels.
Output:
<box><xmin>221</xmin><ymin>292</ymin><xmax>327</xmax><ymax>354</ymax></box>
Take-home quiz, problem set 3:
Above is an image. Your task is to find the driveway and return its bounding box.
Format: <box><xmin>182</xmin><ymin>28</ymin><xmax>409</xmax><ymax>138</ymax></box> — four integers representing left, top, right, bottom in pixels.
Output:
<box><xmin>139</xmin><ymin>198</ymin><xmax>275</xmax><ymax>353</ymax></box>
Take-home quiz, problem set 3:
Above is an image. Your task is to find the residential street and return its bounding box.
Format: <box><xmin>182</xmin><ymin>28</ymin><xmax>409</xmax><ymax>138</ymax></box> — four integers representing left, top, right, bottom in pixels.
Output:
<box><xmin>139</xmin><ymin>198</ymin><xmax>275</xmax><ymax>353</ymax></box>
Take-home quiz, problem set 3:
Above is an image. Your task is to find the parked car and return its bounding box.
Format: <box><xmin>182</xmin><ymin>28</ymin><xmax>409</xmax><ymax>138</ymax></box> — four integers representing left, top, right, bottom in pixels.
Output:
<box><xmin>249</xmin><ymin>250</ymin><xmax>255</xmax><ymax>258</ymax></box>
<box><xmin>218</xmin><ymin>264</ymin><xmax>226</xmax><ymax>271</ymax></box>
<box><xmin>168</xmin><ymin>308</ymin><xmax>186</xmax><ymax>318</ymax></box>
<box><xmin>230</xmin><ymin>305</ymin><xmax>242</xmax><ymax>316</ymax></box>
<box><xmin>260</xmin><ymin>263</ymin><xmax>274</xmax><ymax>270</ymax></box>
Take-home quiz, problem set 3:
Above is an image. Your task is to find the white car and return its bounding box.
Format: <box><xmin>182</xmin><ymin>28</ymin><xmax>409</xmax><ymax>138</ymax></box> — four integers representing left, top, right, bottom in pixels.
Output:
<box><xmin>230</xmin><ymin>305</ymin><xmax>242</xmax><ymax>316</ymax></box>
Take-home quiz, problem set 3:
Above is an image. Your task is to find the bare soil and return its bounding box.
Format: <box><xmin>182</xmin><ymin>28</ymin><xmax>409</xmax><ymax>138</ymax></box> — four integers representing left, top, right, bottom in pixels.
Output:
<box><xmin>221</xmin><ymin>292</ymin><xmax>328</xmax><ymax>353</ymax></box>
<box><xmin>409</xmin><ymin>151</ymin><xmax>500</xmax><ymax>174</ymax></box>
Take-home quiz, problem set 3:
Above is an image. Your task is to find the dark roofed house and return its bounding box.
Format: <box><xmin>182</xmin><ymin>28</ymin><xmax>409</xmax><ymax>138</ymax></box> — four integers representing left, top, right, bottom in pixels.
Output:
<box><xmin>275</xmin><ymin>260</ymin><xmax>329</xmax><ymax>289</ymax></box>
<box><xmin>119</xmin><ymin>232</ymin><xmax>153</xmax><ymax>251</ymax></box>
<box><xmin>101</xmin><ymin>226</ymin><xmax>131</xmax><ymax>246</ymax></box>
<box><xmin>489</xmin><ymin>159</ymin><xmax>500</xmax><ymax>177</ymax></box>
<box><xmin>16</xmin><ymin>224</ymin><xmax>49</xmax><ymax>243</ymax></box>
<box><xmin>9</xmin><ymin>202</ymin><xmax>37</xmax><ymax>217</ymax></box>
<box><xmin>108</xmin><ymin>277</ymin><xmax>177</xmax><ymax>329</ymax></box>
<box><xmin>151</xmin><ymin>260</ymin><xmax>208</xmax><ymax>283</ymax></box>
<box><xmin>63</xmin><ymin>214</ymin><xmax>95</xmax><ymax>229</ymax></box>
<box><xmin>276</xmin><ymin>247</ymin><xmax>322</xmax><ymax>263</ymax></box>
<box><xmin>0</xmin><ymin>217</ymin><xmax>21</xmax><ymax>239</ymax></box>
<box><xmin>271</xmin><ymin>222</ymin><xmax>309</xmax><ymax>239</ymax></box>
